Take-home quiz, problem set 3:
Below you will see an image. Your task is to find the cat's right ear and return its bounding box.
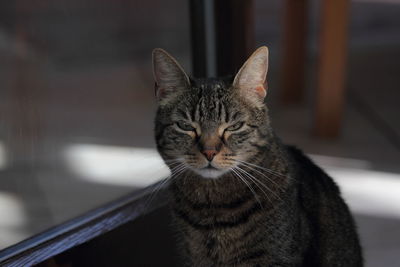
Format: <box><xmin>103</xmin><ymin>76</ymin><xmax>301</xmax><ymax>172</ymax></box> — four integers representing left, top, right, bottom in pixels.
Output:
<box><xmin>233</xmin><ymin>46</ymin><xmax>269</xmax><ymax>108</ymax></box>
<box><xmin>152</xmin><ymin>48</ymin><xmax>190</xmax><ymax>105</ymax></box>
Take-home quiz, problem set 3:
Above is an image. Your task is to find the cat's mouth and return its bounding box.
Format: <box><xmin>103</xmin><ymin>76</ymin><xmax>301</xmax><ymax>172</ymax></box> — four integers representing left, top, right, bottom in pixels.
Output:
<box><xmin>204</xmin><ymin>163</ymin><xmax>217</xmax><ymax>170</ymax></box>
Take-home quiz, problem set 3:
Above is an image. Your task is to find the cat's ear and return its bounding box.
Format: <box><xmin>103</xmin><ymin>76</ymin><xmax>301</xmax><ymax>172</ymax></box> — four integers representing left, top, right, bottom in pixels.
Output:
<box><xmin>233</xmin><ymin>46</ymin><xmax>269</xmax><ymax>107</ymax></box>
<box><xmin>152</xmin><ymin>48</ymin><xmax>190</xmax><ymax>105</ymax></box>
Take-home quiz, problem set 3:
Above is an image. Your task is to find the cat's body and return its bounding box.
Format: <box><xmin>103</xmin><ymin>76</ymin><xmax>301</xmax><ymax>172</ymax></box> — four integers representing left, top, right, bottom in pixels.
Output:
<box><xmin>153</xmin><ymin>47</ymin><xmax>363</xmax><ymax>266</ymax></box>
<box><xmin>170</xmin><ymin>143</ymin><xmax>361</xmax><ymax>266</ymax></box>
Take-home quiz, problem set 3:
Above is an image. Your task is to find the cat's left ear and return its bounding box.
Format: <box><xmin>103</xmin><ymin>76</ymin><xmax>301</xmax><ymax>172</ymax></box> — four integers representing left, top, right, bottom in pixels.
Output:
<box><xmin>233</xmin><ymin>46</ymin><xmax>269</xmax><ymax>107</ymax></box>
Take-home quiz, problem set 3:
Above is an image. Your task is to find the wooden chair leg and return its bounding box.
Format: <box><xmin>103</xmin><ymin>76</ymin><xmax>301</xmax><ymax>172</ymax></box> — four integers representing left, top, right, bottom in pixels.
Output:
<box><xmin>314</xmin><ymin>0</ymin><xmax>350</xmax><ymax>138</ymax></box>
<box><xmin>281</xmin><ymin>0</ymin><xmax>309</xmax><ymax>104</ymax></box>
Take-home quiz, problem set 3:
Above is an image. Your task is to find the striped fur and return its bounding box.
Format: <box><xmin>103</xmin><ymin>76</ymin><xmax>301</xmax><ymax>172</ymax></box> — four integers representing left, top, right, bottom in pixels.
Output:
<box><xmin>153</xmin><ymin>48</ymin><xmax>363</xmax><ymax>266</ymax></box>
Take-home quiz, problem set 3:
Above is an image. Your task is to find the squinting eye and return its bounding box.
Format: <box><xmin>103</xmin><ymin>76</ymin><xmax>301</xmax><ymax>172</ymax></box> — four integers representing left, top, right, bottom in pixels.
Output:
<box><xmin>226</xmin><ymin>122</ymin><xmax>244</xmax><ymax>132</ymax></box>
<box><xmin>176</xmin><ymin>121</ymin><xmax>195</xmax><ymax>131</ymax></box>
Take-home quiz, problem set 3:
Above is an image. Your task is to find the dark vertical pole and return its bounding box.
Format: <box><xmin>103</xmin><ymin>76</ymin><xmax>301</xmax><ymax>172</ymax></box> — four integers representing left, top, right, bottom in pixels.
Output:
<box><xmin>214</xmin><ymin>0</ymin><xmax>255</xmax><ymax>77</ymax></box>
<box><xmin>189</xmin><ymin>0</ymin><xmax>207</xmax><ymax>77</ymax></box>
<box><xmin>280</xmin><ymin>0</ymin><xmax>308</xmax><ymax>104</ymax></box>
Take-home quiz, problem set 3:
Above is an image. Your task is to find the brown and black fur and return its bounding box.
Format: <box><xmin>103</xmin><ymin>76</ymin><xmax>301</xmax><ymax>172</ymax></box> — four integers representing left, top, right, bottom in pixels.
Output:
<box><xmin>153</xmin><ymin>47</ymin><xmax>363</xmax><ymax>266</ymax></box>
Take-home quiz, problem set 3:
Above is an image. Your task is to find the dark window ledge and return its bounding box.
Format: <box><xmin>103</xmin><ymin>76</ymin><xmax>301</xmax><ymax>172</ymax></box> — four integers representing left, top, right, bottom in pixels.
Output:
<box><xmin>0</xmin><ymin>180</ymin><xmax>169</xmax><ymax>267</ymax></box>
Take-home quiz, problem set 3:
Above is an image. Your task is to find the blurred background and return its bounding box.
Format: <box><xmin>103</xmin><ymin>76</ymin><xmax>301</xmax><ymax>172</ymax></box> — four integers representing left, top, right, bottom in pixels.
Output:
<box><xmin>0</xmin><ymin>0</ymin><xmax>399</xmax><ymax>266</ymax></box>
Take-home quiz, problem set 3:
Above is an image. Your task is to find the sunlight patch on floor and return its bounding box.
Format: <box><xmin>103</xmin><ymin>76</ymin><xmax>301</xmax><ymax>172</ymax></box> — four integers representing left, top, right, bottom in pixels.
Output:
<box><xmin>64</xmin><ymin>144</ymin><xmax>170</xmax><ymax>187</ymax></box>
<box><xmin>312</xmin><ymin>155</ymin><xmax>400</xmax><ymax>219</ymax></box>
<box><xmin>0</xmin><ymin>191</ymin><xmax>28</xmax><ymax>249</ymax></box>
<box><xmin>327</xmin><ymin>168</ymin><xmax>400</xmax><ymax>219</ymax></box>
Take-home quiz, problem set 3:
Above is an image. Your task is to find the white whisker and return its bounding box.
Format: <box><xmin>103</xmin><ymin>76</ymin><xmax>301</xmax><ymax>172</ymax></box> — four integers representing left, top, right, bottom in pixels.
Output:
<box><xmin>236</xmin><ymin>161</ymin><xmax>282</xmax><ymax>189</ymax></box>
<box><xmin>236</xmin><ymin>166</ymin><xmax>281</xmax><ymax>202</ymax></box>
<box><xmin>144</xmin><ymin>162</ymin><xmax>187</xmax><ymax>211</ymax></box>
<box><xmin>235</xmin><ymin>166</ymin><xmax>273</xmax><ymax>204</ymax></box>
<box><xmin>231</xmin><ymin>168</ymin><xmax>263</xmax><ymax>208</ymax></box>
<box><xmin>236</xmin><ymin>159</ymin><xmax>287</xmax><ymax>178</ymax></box>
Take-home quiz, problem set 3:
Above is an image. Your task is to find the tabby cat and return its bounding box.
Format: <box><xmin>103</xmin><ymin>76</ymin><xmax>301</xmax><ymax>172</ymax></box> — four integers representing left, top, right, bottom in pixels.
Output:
<box><xmin>153</xmin><ymin>47</ymin><xmax>363</xmax><ymax>266</ymax></box>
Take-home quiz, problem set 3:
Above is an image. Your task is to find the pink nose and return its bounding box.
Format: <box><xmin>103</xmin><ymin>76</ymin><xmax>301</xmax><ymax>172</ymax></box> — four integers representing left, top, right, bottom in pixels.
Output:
<box><xmin>202</xmin><ymin>150</ymin><xmax>217</xmax><ymax>161</ymax></box>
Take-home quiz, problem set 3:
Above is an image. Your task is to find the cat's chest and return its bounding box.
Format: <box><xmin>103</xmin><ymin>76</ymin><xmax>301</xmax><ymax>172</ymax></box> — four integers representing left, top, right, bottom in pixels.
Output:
<box><xmin>186</xmin><ymin>227</ymin><xmax>257</xmax><ymax>264</ymax></box>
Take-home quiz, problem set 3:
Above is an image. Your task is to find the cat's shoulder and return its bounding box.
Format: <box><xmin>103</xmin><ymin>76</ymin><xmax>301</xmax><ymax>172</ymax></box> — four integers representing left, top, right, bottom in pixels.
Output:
<box><xmin>284</xmin><ymin>145</ymin><xmax>340</xmax><ymax>193</ymax></box>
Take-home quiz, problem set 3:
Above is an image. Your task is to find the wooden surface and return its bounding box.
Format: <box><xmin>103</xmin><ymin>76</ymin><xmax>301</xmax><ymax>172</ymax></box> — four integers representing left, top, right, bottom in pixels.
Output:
<box><xmin>280</xmin><ymin>0</ymin><xmax>308</xmax><ymax>104</ymax></box>
<box><xmin>0</xmin><ymin>181</ymin><xmax>169</xmax><ymax>267</ymax></box>
<box><xmin>315</xmin><ymin>0</ymin><xmax>350</xmax><ymax>138</ymax></box>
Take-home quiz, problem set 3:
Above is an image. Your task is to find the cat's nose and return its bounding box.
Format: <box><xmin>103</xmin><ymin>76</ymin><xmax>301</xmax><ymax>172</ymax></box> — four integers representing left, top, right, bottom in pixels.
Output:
<box><xmin>202</xmin><ymin>149</ymin><xmax>217</xmax><ymax>162</ymax></box>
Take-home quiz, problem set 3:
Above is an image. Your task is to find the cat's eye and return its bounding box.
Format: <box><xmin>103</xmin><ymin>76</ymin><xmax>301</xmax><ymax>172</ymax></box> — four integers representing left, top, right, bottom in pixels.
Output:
<box><xmin>176</xmin><ymin>121</ymin><xmax>195</xmax><ymax>131</ymax></box>
<box><xmin>226</xmin><ymin>122</ymin><xmax>244</xmax><ymax>132</ymax></box>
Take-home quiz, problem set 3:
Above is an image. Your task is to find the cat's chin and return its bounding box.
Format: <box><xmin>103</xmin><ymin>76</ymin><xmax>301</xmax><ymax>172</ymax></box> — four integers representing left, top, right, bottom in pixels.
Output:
<box><xmin>193</xmin><ymin>168</ymin><xmax>227</xmax><ymax>179</ymax></box>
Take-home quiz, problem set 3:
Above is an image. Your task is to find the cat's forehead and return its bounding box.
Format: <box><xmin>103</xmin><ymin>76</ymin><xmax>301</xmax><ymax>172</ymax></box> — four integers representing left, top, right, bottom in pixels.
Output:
<box><xmin>173</xmin><ymin>78</ymin><xmax>242</xmax><ymax>123</ymax></box>
<box><xmin>191</xmin><ymin>78</ymin><xmax>229</xmax><ymax>95</ymax></box>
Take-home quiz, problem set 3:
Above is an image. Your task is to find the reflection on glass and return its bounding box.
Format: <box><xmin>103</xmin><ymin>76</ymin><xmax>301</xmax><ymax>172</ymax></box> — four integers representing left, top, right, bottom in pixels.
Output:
<box><xmin>0</xmin><ymin>0</ymin><xmax>190</xmax><ymax>250</ymax></box>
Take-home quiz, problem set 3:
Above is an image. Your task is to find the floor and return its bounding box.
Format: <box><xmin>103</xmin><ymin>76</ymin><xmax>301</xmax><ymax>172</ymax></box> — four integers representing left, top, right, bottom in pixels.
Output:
<box><xmin>0</xmin><ymin>0</ymin><xmax>399</xmax><ymax>266</ymax></box>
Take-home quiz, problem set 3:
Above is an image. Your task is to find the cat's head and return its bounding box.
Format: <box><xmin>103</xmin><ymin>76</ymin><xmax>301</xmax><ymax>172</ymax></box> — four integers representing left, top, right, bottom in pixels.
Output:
<box><xmin>153</xmin><ymin>47</ymin><xmax>271</xmax><ymax>179</ymax></box>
